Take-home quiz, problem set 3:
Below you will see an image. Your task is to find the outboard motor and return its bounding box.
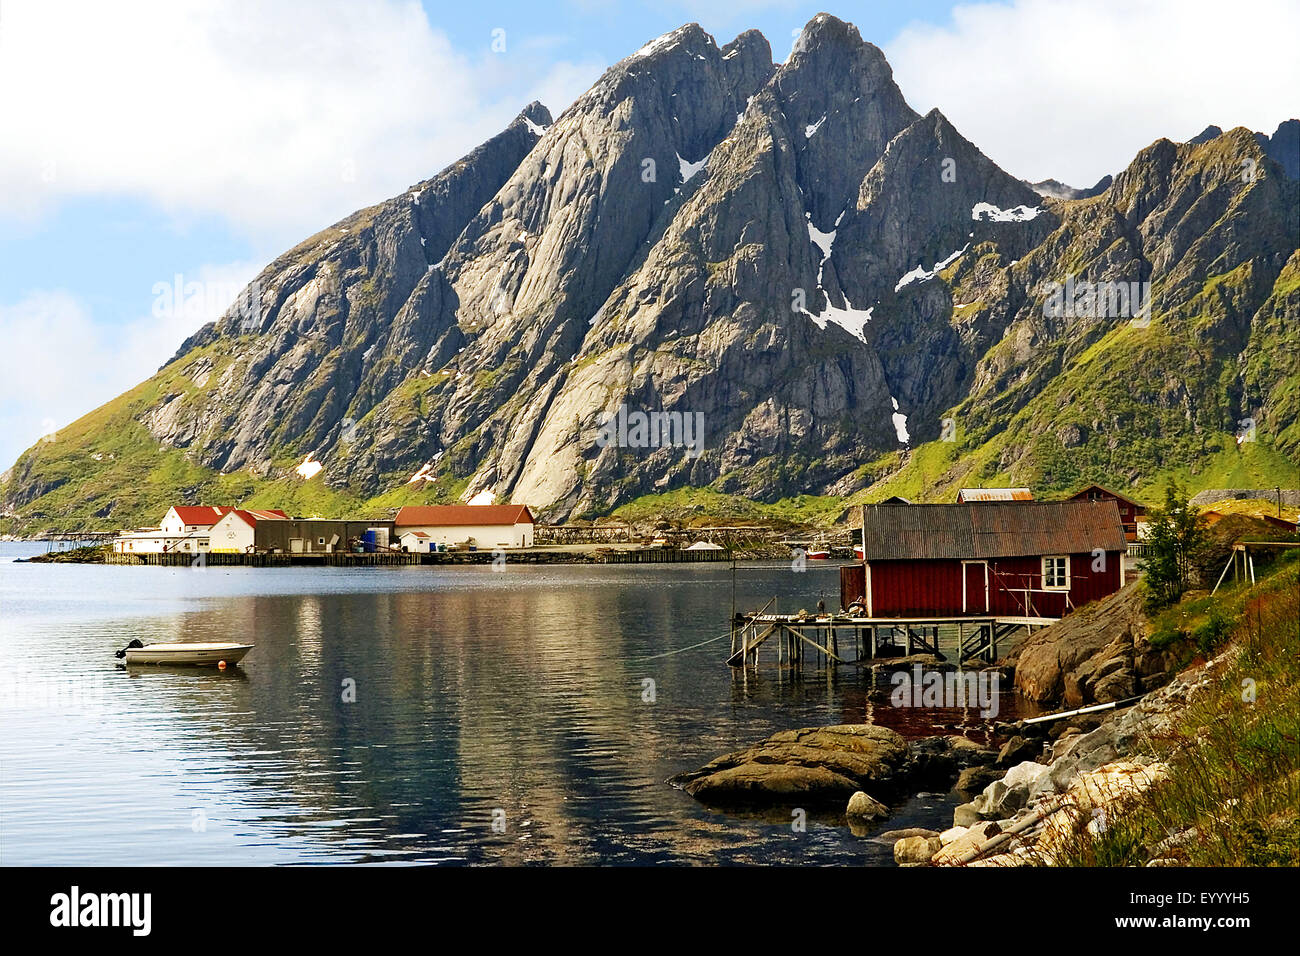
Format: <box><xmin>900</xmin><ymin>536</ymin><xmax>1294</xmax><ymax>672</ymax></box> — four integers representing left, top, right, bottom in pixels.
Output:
<box><xmin>114</xmin><ymin>639</ymin><xmax>145</xmax><ymax>659</ymax></box>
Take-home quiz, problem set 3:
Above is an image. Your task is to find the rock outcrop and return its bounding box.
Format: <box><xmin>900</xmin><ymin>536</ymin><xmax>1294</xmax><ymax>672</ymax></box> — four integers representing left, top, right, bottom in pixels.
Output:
<box><xmin>668</xmin><ymin>724</ymin><xmax>910</xmax><ymax>806</ymax></box>
<box><xmin>1008</xmin><ymin>582</ymin><xmax>1174</xmax><ymax>706</ymax></box>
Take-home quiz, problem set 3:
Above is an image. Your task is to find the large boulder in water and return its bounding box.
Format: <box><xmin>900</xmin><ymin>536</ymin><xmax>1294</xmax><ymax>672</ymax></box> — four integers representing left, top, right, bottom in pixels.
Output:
<box><xmin>669</xmin><ymin>724</ymin><xmax>909</xmax><ymax>807</ymax></box>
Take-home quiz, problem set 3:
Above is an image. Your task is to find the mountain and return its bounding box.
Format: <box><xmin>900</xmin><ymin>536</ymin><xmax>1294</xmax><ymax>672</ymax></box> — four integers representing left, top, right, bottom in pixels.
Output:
<box><xmin>1190</xmin><ymin>121</ymin><xmax>1299</xmax><ymax>180</ymax></box>
<box><xmin>3</xmin><ymin>13</ymin><xmax>1298</xmax><ymax>532</ymax></box>
<box><xmin>1026</xmin><ymin>175</ymin><xmax>1113</xmax><ymax>201</ymax></box>
<box><xmin>1258</xmin><ymin>119</ymin><xmax>1300</xmax><ymax>180</ymax></box>
<box><xmin>1187</xmin><ymin>125</ymin><xmax>1224</xmax><ymax>145</ymax></box>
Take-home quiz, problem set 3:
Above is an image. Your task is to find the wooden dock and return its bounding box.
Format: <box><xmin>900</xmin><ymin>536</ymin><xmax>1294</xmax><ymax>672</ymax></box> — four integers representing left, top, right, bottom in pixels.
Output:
<box><xmin>728</xmin><ymin>608</ymin><xmax>1059</xmax><ymax>668</ymax></box>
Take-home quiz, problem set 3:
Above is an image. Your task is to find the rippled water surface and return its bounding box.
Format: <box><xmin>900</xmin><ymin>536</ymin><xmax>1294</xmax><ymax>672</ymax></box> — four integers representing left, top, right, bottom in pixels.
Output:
<box><xmin>0</xmin><ymin>543</ymin><xmax>1011</xmax><ymax>865</ymax></box>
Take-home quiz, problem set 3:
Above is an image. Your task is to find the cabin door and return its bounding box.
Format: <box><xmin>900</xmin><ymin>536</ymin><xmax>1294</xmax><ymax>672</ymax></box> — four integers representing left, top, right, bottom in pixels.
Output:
<box><xmin>963</xmin><ymin>561</ymin><xmax>989</xmax><ymax>613</ymax></box>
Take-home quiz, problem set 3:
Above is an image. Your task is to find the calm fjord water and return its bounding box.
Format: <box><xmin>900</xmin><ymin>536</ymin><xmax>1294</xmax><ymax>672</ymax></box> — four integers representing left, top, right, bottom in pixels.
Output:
<box><xmin>1</xmin><ymin>544</ymin><xmax>973</xmax><ymax>865</ymax></box>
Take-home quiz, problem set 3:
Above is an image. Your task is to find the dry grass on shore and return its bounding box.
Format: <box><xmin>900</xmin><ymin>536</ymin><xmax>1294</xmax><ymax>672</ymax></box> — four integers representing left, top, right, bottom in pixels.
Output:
<box><xmin>1052</xmin><ymin>552</ymin><xmax>1299</xmax><ymax>866</ymax></box>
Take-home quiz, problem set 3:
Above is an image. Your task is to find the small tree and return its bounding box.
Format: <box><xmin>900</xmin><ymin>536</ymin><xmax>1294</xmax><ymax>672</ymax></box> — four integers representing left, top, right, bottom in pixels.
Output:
<box><xmin>1141</xmin><ymin>480</ymin><xmax>1208</xmax><ymax>610</ymax></box>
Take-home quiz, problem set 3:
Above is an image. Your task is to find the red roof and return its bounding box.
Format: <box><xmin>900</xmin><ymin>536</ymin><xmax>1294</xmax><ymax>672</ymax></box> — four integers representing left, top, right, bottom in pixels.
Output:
<box><xmin>172</xmin><ymin>506</ymin><xmax>288</xmax><ymax>526</ymax></box>
<box><xmin>171</xmin><ymin>506</ymin><xmax>235</xmax><ymax>525</ymax></box>
<box><xmin>222</xmin><ymin>508</ymin><xmax>290</xmax><ymax>527</ymax></box>
<box><xmin>395</xmin><ymin>504</ymin><xmax>534</xmax><ymax>527</ymax></box>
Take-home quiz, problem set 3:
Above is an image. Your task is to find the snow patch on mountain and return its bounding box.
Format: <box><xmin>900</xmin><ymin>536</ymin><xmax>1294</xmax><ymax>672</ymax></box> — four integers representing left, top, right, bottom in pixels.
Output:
<box><xmin>677</xmin><ymin>152</ymin><xmax>707</xmax><ymax>183</ymax></box>
<box><xmin>805</xmin><ymin>296</ymin><xmax>874</xmax><ymax>344</ymax></box>
<box><xmin>971</xmin><ymin>202</ymin><xmax>1041</xmax><ymax>222</ymax></box>
<box><xmin>894</xmin><ymin>244</ymin><xmax>969</xmax><ymax>292</ymax></box>
<box><xmin>890</xmin><ymin>397</ymin><xmax>910</xmax><ymax>444</ymax></box>
<box><xmin>295</xmin><ymin>456</ymin><xmax>324</xmax><ymax>480</ymax></box>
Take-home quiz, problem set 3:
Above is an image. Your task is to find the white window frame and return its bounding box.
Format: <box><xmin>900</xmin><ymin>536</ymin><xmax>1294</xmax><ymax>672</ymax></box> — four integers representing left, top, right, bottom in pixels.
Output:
<box><xmin>1042</xmin><ymin>555</ymin><xmax>1070</xmax><ymax>590</ymax></box>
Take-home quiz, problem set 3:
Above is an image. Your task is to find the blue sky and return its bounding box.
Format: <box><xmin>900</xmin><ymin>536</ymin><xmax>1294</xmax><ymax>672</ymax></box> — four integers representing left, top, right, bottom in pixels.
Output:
<box><xmin>1</xmin><ymin>0</ymin><xmax>1296</xmax><ymax>471</ymax></box>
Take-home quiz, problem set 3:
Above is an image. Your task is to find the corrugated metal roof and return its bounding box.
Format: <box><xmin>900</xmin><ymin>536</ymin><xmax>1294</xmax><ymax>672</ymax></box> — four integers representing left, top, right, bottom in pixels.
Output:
<box><xmin>861</xmin><ymin>500</ymin><xmax>1126</xmax><ymax>560</ymax></box>
<box><xmin>956</xmin><ymin>488</ymin><xmax>1034</xmax><ymax>502</ymax></box>
<box><xmin>395</xmin><ymin>505</ymin><xmax>534</xmax><ymax>527</ymax></box>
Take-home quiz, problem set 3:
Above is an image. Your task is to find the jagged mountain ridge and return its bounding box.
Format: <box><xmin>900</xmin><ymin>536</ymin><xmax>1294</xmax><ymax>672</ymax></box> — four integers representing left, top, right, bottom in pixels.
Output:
<box><xmin>3</xmin><ymin>13</ymin><xmax>1297</xmax><ymax>530</ymax></box>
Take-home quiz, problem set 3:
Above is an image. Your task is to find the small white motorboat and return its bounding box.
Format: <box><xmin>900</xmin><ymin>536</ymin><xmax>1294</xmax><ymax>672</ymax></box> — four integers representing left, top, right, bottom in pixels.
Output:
<box><xmin>115</xmin><ymin>640</ymin><xmax>253</xmax><ymax>667</ymax></box>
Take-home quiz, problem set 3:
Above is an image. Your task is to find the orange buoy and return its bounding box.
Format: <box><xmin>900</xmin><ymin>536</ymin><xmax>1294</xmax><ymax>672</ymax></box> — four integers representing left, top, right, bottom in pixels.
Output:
<box><xmin>218</xmin><ymin>660</ymin><xmax>227</xmax><ymax>670</ymax></box>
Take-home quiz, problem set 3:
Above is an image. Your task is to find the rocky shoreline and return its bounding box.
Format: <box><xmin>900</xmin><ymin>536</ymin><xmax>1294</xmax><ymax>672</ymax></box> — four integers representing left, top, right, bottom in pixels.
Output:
<box><xmin>668</xmin><ymin>658</ymin><xmax>1212</xmax><ymax>866</ymax></box>
<box><xmin>912</xmin><ymin>665</ymin><xmax>1210</xmax><ymax>867</ymax></box>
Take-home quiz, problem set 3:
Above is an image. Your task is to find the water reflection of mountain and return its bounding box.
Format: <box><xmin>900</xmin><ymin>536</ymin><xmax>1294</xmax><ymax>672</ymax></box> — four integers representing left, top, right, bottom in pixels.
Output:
<box><xmin>136</xmin><ymin>566</ymin><xmax>918</xmax><ymax>864</ymax></box>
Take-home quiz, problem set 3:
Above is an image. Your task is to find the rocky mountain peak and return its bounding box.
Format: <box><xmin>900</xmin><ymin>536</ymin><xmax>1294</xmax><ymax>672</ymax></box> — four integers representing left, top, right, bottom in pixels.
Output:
<box><xmin>4</xmin><ymin>16</ymin><xmax>1296</xmax><ymax>532</ymax></box>
<box><xmin>1258</xmin><ymin>118</ymin><xmax>1299</xmax><ymax>179</ymax></box>
<box><xmin>790</xmin><ymin>12</ymin><xmax>866</xmax><ymax>57</ymax></box>
<box><xmin>767</xmin><ymin>14</ymin><xmax>917</xmax><ymax>228</ymax></box>
<box><xmin>512</xmin><ymin>100</ymin><xmax>552</xmax><ymax>131</ymax></box>
<box><xmin>1027</xmin><ymin>175</ymin><xmax>1113</xmax><ymax>200</ymax></box>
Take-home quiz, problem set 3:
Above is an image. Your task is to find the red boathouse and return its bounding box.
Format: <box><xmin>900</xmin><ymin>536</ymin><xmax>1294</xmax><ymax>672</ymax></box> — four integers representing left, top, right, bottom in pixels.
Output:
<box><xmin>841</xmin><ymin>500</ymin><xmax>1127</xmax><ymax>619</ymax></box>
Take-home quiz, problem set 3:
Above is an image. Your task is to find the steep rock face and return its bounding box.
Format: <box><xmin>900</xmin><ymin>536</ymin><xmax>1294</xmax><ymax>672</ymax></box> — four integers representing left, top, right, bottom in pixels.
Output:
<box><xmin>156</xmin><ymin>102</ymin><xmax>555</xmax><ymax>481</ymax></box>
<box><xmin>1261</xmin><ymin>119</ymin><xmax>1299</xmax><ymax>179</ymax></box>
<box><xmin>500</xmin><ymin>14</ymin><xmax>924</xmax><ymax>513</ymax></box>
<box><xmin>831</xmin><ymin>108</ymin><xmax>1058</xmax><ymax>435</ymax></box>
<box><xmin>409</xmin><ymin>23</ymin><xmax>780</xmax><ymax>508</ymax></box>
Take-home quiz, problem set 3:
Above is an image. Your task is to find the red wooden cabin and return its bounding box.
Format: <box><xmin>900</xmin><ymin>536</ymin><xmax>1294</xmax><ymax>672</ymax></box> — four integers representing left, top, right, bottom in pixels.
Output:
<box><xmin>1068</xmin><ymin>483</ymin><xmax>1147</xmax><ymax>542</ymax></box>
<box><xmin>840</xmin><ymin>500</ymin><xmax>1127</xmax><ymax>619</ymax></box>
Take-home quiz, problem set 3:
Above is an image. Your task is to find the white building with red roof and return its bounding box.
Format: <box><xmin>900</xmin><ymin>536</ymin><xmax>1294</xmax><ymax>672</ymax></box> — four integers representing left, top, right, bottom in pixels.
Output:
<box><xmin>394</xmin><ymin>504</ymin><xmax>535</xmax><ymax>550</ymax></box>
<box><xmin>113</xmin><ymin>506</ymin><xmax>288</xmax><ymax>554</ymax></box>
<box><xmin>160</xmin><ymin>506</ymin><xmax>236</xmax><ymax>535</ymax></box>
<box><xmin>207</xmin><ymin>508</ymin><xmax>293</xmax><ymax>553</ymax></box>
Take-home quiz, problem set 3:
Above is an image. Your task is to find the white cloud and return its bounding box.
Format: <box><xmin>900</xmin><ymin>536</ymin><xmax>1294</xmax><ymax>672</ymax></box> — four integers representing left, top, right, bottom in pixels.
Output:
<box><xmin>886</xmin><ymin>0</ymin><xmax>1300</xmax><ymax>186</ymax></box>
<box><xmin>0</xmin><ymin>0</ymin><xmax>604</xmax><ymax>242</ymax></box>
<box><xmin>0</xmin><ymin>263</ymin><xmax>257</xmax><ymax>470</ymax></box>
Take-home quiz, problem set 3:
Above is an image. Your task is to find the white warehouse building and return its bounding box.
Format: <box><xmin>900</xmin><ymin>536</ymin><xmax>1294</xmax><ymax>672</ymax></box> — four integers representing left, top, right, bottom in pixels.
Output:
<box><xmin>394</xmin><ymin>504</ymin><xmax>536</xmax><ymax>551</ymax></box>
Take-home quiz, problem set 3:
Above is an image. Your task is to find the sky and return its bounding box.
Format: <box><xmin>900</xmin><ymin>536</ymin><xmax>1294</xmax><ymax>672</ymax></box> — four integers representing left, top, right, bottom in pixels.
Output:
<box><xmin>1</xmin><ymin>0</ymin><xmax>1297</xmax><ymax>471</ymax></box>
